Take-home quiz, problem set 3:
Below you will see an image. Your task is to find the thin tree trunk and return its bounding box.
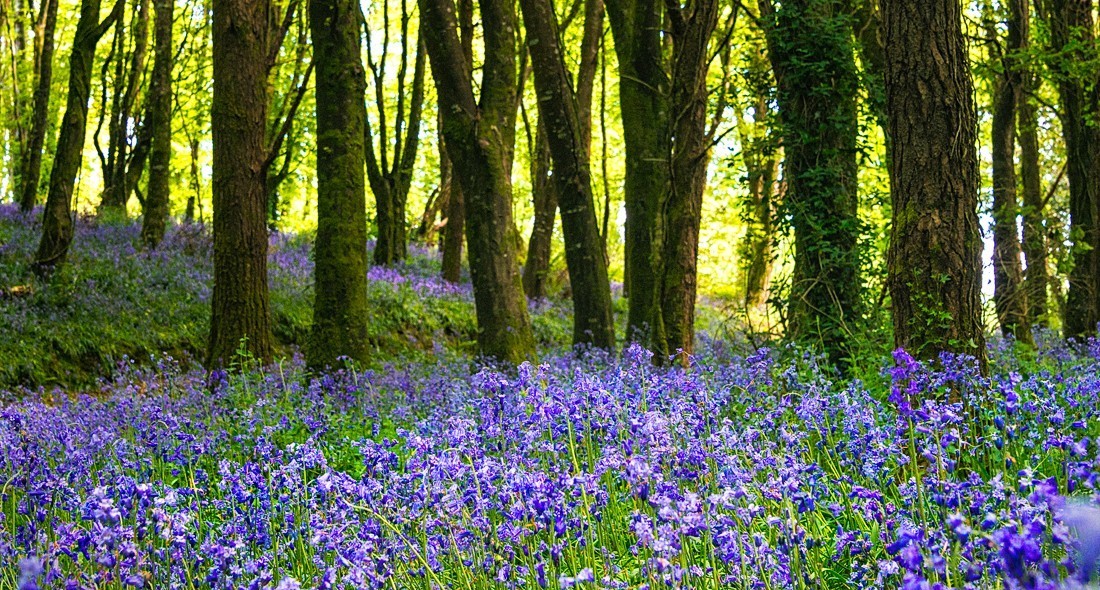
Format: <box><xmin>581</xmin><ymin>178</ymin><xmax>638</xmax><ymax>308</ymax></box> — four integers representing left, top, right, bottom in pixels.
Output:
<box><xmin>881</xmin><ymin>0</ymin><xmax>987</xmax><ymax>372</ymax></box>
<box><xmin>520</xmin><ymin>0</ymin><xmax>615</xmax><ymax>350</ymax></box>
<box><xmin>522</xmin><ymin>122</ymin><xmax>557</xmax><ymax>299</ymax></box>
<box><xmin>308</xmin><ymin>0</ymin><xmax>371</xmax><ymax>368</ymax></box>
<box><xmin>1019</xmin><ymin>78</ymin><xmax>1048</xmax><ymax>326</ymax></box>
<box><xmin>100</xmin><ymin>0</ymin><xmax>150</xmax><ymax>215</ymax></box>
<box><xmin>419</xmin><ymin>0</ymin><xmax>536</xmax><ymax>363</ymax></box>
<box><xmin>207</xmin><ymin>0</ymin><xmax>273</xmax><ymax>366</ymax></box>
<box><xmin>139</xmin><ymin>0</ymin><xmax>172</xmax><ymax>248</ymax></box>
<box><xmin>989</xmin><ymin>0</ymin><xmax>1031</xmax><ymax>344</ymax></box>
<box><xmin>33</xmin><ymin>0</ymin><xmax>122</xmax><ymax>273</ymax></box>
<box><xmin>16</xmin><ymin>0</ymin><xmax>56</xmax><ymax>212</ymax></box>
<box><xmin>439</xmin><ymin>0</ymin><xmax>471</xmax><ymax>283</ymax></box>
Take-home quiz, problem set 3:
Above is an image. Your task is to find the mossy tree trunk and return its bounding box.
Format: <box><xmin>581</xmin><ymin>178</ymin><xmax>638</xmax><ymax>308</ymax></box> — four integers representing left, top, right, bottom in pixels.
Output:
<box><xmin>307</xmin><ymin>0</ymin><xmax>371</xmax><ymax>369</ymax></box>
<box><xmin>33</xmin><ymin>0</ymin><xmax>121</xmax><ymax>274</ymax></box>
<box><xmin>139</xmin><ymin>0</ymin><xmax>173</xmax><ymax>249</ymax></box>
<box><xmin>988</xmin><ymin>0</ymin><xmax>1032</xmax><ymax>344</ymax></box>
<box><xmin>762</xmin><ymin>0</ymin><xmax>863</xmax><ymax>368</ymax></box>
<box><xmin>420</xmin><ymin>0</ymin><xmax>536</xmax><ymax>363</ymax></box>
<box><xmin>881</xmin><ymin>0</ymin><xmax>987</xmax><ymax>372</ymax></box>
<box><xmin>520</xmin><ymin>0</ymin><xmax>615</xmax><ymax>350</ymax></box>
<box><xmin>17</xmin><ymin>0</ymin><xmax>58</xmax><ymax>213</ymax></box>
<box><xmin>606</xmin><ymin>0</ymin><xmax>670</xmax><ymax>354</ymax></box>
<box><xmin>438</xmin><ymin>0</ymin><xmax>472</xmax><ymax>284</ymax></box>
<box><xmin>207</xmin><ymin>0</ymin><xmax>274</xmax><ymax>367</ymax></box>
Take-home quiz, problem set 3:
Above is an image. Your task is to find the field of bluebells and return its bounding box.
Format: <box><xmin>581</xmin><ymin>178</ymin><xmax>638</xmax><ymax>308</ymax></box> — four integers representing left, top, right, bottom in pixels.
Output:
<box><xmin>4</xmin><ymin>205</ymin><xmax>1100</xmax><ymax>589</ymax></box>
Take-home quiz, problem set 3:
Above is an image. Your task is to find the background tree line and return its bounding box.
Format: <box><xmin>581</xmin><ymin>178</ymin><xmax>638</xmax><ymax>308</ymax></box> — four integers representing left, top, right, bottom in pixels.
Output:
<box><xmin>0</xmin><ymin>0</ymin><xmax>1096</xmax><ymax>372</ymax></box>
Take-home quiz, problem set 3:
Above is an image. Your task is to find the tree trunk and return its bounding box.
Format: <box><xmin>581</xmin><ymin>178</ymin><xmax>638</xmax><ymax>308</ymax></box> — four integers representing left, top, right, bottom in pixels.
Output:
<box><xmin>659</xmin><ymin>0</ymin><xmax>722</xmax><ymax>363</ymax></box>
<box><xmin>139</xmin><ymin>0</ymin><xmax>172</xmax><ymax>248</ymax></box>
<box><xmin>439</xmin><ymin>0</ymin><xmax>471</xmax><ymax>284</ymax></box>
<box><xmin>989</xmin><ymin>0</ymin><xmax>1031</xmax><ymax>344</ymax></box>
<box><xmin>1045</xmin><ymin>0</ymin><xmax>1100</xmax><ymax>339</ymax></box>
<box><xmin>881</xmin><ymin>0</ymin><xmax>987</xmax><ymax>372</ymax></box>
<box><xmin>308</xmin><ymin>0</ymin><xmax>371</xmax><ymax>368</ymax></box>
<box><xmin>33</xmin><ymin>0</ymin><xmax>121</xmax><ymax>273</ymax></box>
<box><xmin>734</xmin><ymin>43</ymin><xmax>778</xmax><ymax>314</ymax></box>
<box><xmin>606</xmin><ymin>0</ymin><xmax>670</xmax><ymax>353</ymax></box>
<box><xmin>17</xmin><ymin>0</ymin><xmax>57</xmax><ymax>213</ymax></box>
<box><xmin>207</xmin><ymin>0</ymin><xmax>273</xmax><ymax>366</ymax></box>
<box><xmin>520</xmin><ymin>0</ymin><xmax>615</xmax><ymax>350</ymax></box>
<box><xmin>1019</xmin><ymin>80</ymin><xmax>1049</xmax><ymax>327</ymax></box>
<box><xmin>100</xmin><ymin>0</ymin><xmax>151</xmax><ymax>216</ymax></box>
<box><xmin>763</xmin><ymin>0</ymin><xmax>862</xmax><ymax>367</ymax></box>
<box><xmin>522</xmin><ymin>122</ymin><xmax>557</xmax><ymax>300</ymax></box>
<box><xmin>420</xmin><ymin>0</ymin><xmax>536</xmax><ymax>363</ymax></box>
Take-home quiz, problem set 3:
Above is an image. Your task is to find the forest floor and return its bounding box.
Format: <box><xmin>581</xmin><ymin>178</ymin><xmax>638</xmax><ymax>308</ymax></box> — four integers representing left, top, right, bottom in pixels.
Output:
<box><xmin>2</xmin><ymin>204</ymin><xmax>1099</xmax><ymax>589</ymax></box>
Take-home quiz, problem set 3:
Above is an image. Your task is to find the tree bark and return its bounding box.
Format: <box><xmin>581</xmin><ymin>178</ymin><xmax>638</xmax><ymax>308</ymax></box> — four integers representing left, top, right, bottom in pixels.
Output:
<box><xmin>33</xmin><ymin>0</ymin><xmax>121</xmax><ymax>273</ymax></box>
<box><xmin>207</xmin><ymin>0</ymin><xmax>274</xmax><ymax>366</ymax></box>
<box><xmin>989</xmin><ymin>0</ymin><xmax>1032</xmax><ymax>344</ymax></box>
<box><xmin>1044</xmin><ymin>0</ymin><xmax>1100</xmax><ymax>339</ymax></box>
<box><xmin>308</xmin><ymin>0</ymin><xmax>371</xmax><ymax>368</ymax></box>
<box><xmin>139</xmin><ymin>0</ymin><xmax>172</xmax><ymax>248</ymax></box>
<box><xmin>16</xmin><ymin>0</ymin><xmax>57</xmax><ymax>213</ymax></box>
<box><xmin>881</xmin><ymin>0</ymin><xmax>987</xmax><ymax>372</ymax></box>
<box><xmin>763</xmin><ymin>0</ymin><xmax>862</xmax><ymax>367</ymax></box>
<box><xmin>419</xmin><ymin>0</ymin><xmax>536</xmax><ymax>363</ymax></box>
<box><xmin>520</xmin><ymin>0</ymin><xmax>616</xmax><ymax>350</ymax></box>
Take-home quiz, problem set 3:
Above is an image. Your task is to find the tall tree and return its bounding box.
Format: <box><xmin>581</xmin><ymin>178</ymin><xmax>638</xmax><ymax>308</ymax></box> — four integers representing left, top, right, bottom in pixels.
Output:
<box><xmin>33</xmin><ymin>0</ymin><xmax>122</xmax><ymax>273</ymax></box>
<box><xmin>605</xmin><ymin>0</ymin><xmax>670</xmax><ymax>349</ymax></box>
<box><xmin>1041</xmin><ymin>0</ymin><xmax>1100</xmax><ymax>339</ymax></box>
<box><xmin>734</xmin><ymin>38</ymin><xmax>780</xmax><ymax>315</ymax></box>
<box><xmin>438</xmin><ymin>0</ymin><xmax>472</xmax><ymax>284</ymax></box>
<box><xmin>207</xmin><ymin>0</ymin><xmax>274</xmax><ymax>366</ymax></box>
<box><xmin>139</xmin><ymin>0</ymin><xmax>172</xmax><ymax>248</ymax></box>
<box><xmin>881</xmin><ymin>0</ymin><xmax>987</xmax><ymax>370</ymax></box>
<box><xmin>762</xmin><ymin>0</ymin><xmax>863</xmax><ymax>367</ymax></box>
<box><xmin>16</xmin><ymin>0</ymin><xmax>57</xmax><ymax>213</ymax></box>
<box><xmin>419</xmin><ymin>0</ymin><xmax>536</xmax><ymax>363</ymax></box>
<box><xmin>521</xmin><ymin>0</ymin><xmax>603</xmax><ymax>300</ymax></box>
<box><xmin>364</xmin><ymin>0</ymin><xmax>427</xmax><ymax>266</ymax></box>
<box><xmin>97</xmin><ymin>0</ymin><xmax>151</xmax><ymax>215</ymax></box>
<box><xmin>308</xmin><ymin>0</ymin><xmax>371</xmax><ymax>368</ymax></box>
<box><xmin>988</xmin><ymin>0</ymin><xmax>1032</xmax><ymax>344</ymax></box>
<box><xmin>1019</xmin><ymin>72</ymin><xmax>1050</xmax><ymax>326</ymax></box>
<box><xmin>519</xmin><ymin>0</ymin><xmax>615</xmax><ymax>349</ymax></box>
<box><xmin>264</xmin><ymin>4</ymin><xmax>313</xmax><ymax>229</ymax></box>
<box><xmin>659</xmin><ymin>0</ymin><xmax>724</xmax><ymax>363</ymax></box>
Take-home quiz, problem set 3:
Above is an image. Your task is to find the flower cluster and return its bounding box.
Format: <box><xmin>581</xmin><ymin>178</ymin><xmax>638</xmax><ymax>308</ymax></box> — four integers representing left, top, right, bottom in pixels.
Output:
<box><xmin>3</xmin><ymin>336</ymin><xmax>1100</xmax><ymax>589</ymax></box>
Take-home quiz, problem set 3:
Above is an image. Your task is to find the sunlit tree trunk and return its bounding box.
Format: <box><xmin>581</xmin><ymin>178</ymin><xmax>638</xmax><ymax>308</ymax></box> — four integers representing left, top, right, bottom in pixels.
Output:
<box><xmin>17</xmin><ymin>0</ymin><xmax>57</xmax><ymax>212</ymax></box>
<box><xmin>307</xmin><ymin>0</ymin><xmax>371</xmax><ymax>368</ymax></box>
<box><xmin>140</xmin><ymin>0</ymin><xmax>173</xmax><ymax>248</ymax></box>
